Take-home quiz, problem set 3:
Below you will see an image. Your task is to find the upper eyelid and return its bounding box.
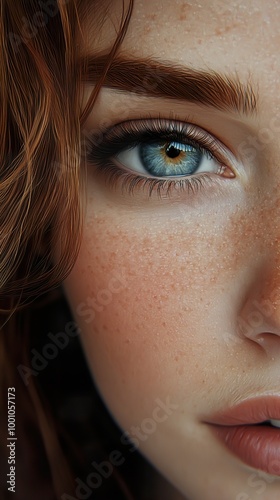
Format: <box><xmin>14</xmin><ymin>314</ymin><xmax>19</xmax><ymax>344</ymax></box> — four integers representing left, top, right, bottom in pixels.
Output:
<box><xmin>86</xmin><ymin>117</ymin><xmax>234</xmax><ymax>162</ymax></box>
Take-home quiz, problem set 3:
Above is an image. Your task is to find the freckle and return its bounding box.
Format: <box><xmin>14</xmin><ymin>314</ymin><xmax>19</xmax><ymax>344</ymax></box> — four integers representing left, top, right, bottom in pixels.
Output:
<box><xmin>147</xmin><ymin>13</ymin><xmax>157</xmax><ymax>21</ymax></box>
<box><xmin>215</xmin><ymin>27</ymin><xmax>223</xmax><ymax>36</ymax></box>
<box><xmin>215</xmin><ymin>22</ymin><xmax>239</xmax><ymax>37</ymax></box>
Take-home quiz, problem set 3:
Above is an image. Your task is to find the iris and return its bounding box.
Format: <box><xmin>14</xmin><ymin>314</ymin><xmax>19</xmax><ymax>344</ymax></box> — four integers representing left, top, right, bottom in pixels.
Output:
<box><xmin>139</xmin><ymin>141</ymin><xmax>203</xmax><ymax>177</ymax></box>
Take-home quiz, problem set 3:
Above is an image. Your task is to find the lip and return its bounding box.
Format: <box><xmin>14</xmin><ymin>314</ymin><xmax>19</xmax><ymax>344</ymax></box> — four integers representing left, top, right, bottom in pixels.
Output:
<box><xmin>206</xmin><ymin>397</ymin><xmax>280</xmax><ymax>476</ymax></box>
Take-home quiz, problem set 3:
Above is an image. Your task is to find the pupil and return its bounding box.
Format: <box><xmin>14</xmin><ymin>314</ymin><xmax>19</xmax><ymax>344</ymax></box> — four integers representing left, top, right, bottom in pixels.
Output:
<box><xmin>165</xmin><ymin>144</ymin><xmax>181</xmax><ymax>159</ymax></box>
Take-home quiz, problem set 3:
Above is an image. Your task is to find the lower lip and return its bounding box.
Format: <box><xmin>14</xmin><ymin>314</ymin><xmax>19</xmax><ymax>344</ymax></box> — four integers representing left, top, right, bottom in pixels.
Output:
<box><xmin>211</xmin><ymin>424</ymin><xmax>280</xmax><ymax>476</ymax></box>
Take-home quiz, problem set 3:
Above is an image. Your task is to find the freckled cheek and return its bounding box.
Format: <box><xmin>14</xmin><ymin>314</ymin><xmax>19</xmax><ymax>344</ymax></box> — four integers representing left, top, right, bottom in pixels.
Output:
<box><xmin>64</xmin><ymin>214</ymin><xmax>238</xmax><ymax>420</ymax></box>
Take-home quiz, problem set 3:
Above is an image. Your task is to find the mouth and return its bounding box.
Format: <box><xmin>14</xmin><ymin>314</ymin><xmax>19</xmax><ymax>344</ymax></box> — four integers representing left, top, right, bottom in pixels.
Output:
<box><xmin>206</xmin><ymin>397</ymin><xmax>280</xmax><ymax>476</ymax></box>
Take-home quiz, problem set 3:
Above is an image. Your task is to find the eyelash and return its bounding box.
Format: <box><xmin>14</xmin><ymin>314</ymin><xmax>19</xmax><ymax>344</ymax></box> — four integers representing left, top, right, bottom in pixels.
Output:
<box><xmin>85</xmin><ymin>118</ymin><xmax>234</xmax><ymax>199</ymax></box>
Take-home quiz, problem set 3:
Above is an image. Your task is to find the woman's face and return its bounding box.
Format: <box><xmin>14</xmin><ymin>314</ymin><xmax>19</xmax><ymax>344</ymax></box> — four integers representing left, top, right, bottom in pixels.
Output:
<box><xmin>64</xmin><ymin>1</ymin><xmax>280</xmax><ymax>498</ymax></box>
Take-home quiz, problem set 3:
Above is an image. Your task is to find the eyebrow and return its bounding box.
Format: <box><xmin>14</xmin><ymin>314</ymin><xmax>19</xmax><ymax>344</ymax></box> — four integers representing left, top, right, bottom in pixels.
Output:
<box><xmin>80</xmin><ymin>55</ymin><xmax>258</xmax><ymax>116</ymax></box>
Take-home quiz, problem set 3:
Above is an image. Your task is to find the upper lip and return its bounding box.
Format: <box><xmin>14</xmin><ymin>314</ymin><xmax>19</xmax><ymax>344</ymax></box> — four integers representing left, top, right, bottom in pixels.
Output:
<box><xmin>206</xmin><ymin>396</ymin><xmax>280</xmax><ymax>426</ymax></box>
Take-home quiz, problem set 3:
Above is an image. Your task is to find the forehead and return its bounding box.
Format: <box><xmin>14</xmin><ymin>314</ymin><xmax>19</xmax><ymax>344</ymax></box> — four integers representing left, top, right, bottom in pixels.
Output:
<box><xmin>81</xmin><ymin>0</ymin><xmax>280</xmax><ymax>117</ymax></box>
<box><xmin>83</xmin><ymin>1</ymin><xmax>280</xmax><ymax>61</ymax></box>
<box><xmin>132</xmin><ymin>1</ymin><xmax>278</xmax><ymax>66</ymax></box>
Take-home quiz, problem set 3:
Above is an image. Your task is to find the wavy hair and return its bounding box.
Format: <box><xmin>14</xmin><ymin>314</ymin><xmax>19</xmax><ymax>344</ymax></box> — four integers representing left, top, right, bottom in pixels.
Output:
<box><xmin>0</xmin><ymin>1</ymin><xmax>134</xmax><ymax>498</ymax></box>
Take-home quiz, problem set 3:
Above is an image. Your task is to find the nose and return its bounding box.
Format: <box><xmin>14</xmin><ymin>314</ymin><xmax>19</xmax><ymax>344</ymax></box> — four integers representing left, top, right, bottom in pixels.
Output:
<box><xmin>237</xmin><ymin>259</ymin><xmax>280</xmax><ymax>356</ymax></box>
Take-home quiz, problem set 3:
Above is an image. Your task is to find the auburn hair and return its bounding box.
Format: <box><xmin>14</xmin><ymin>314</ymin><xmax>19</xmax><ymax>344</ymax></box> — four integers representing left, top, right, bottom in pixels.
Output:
<box><xmin>0</xmin><ymin>1</ymin><xmax>136</xmax><ymax>498</ymax></box>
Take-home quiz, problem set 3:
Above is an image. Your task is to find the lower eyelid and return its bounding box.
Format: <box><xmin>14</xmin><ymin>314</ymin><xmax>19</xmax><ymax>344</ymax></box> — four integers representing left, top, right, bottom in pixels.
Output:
<box><xmin>95</xmin><ymin>162</ymin><xmax>229</xmax><ymax>200</ymax></box>
<box><xmin>111</xmin><ymin>160</ymin><xmax>235</xmax><ymax>182</ymax></box>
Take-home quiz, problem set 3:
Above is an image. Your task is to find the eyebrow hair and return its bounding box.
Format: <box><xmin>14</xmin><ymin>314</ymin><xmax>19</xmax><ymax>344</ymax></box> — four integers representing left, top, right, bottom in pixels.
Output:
<box><xmin>80</xmin><ymin>55</ymin><xmax>258</xmax><ymax>116</ymax></box>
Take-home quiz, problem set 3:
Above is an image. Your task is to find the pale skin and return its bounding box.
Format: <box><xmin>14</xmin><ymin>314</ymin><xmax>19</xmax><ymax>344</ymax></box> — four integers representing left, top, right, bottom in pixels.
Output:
<box><xmin>62</xmin><ymin>1</ymin><xmax>280</xmax><ymax>498</ymax></box>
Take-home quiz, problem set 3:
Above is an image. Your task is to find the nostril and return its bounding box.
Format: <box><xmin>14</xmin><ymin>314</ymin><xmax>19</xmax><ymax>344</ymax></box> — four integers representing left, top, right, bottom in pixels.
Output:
<box><xmin>244</xmin><ymin>330</ymin><xmax>280</xmax><ymax>342</ymax></box>
<box><xmin>245</xmin><ymin>331</ymin><xmax>280</xmax><ymax>359</ymax></box>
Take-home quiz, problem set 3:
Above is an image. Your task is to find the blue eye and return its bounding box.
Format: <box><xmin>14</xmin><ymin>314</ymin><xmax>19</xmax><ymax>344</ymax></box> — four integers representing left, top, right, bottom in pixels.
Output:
<box><xmin>140</xmin><ymin>142</ymin><xmax>202</xmax><ymax>176</ymax></box>
<box><xmin>87</xmin><ymin>118</ymin><xmax>235</xmax><ymax>199</ymax></box>
<box><xmin>117</xmin><ymin>140</ymin><xmax>219</xmax><ymax>178</ymax></box>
